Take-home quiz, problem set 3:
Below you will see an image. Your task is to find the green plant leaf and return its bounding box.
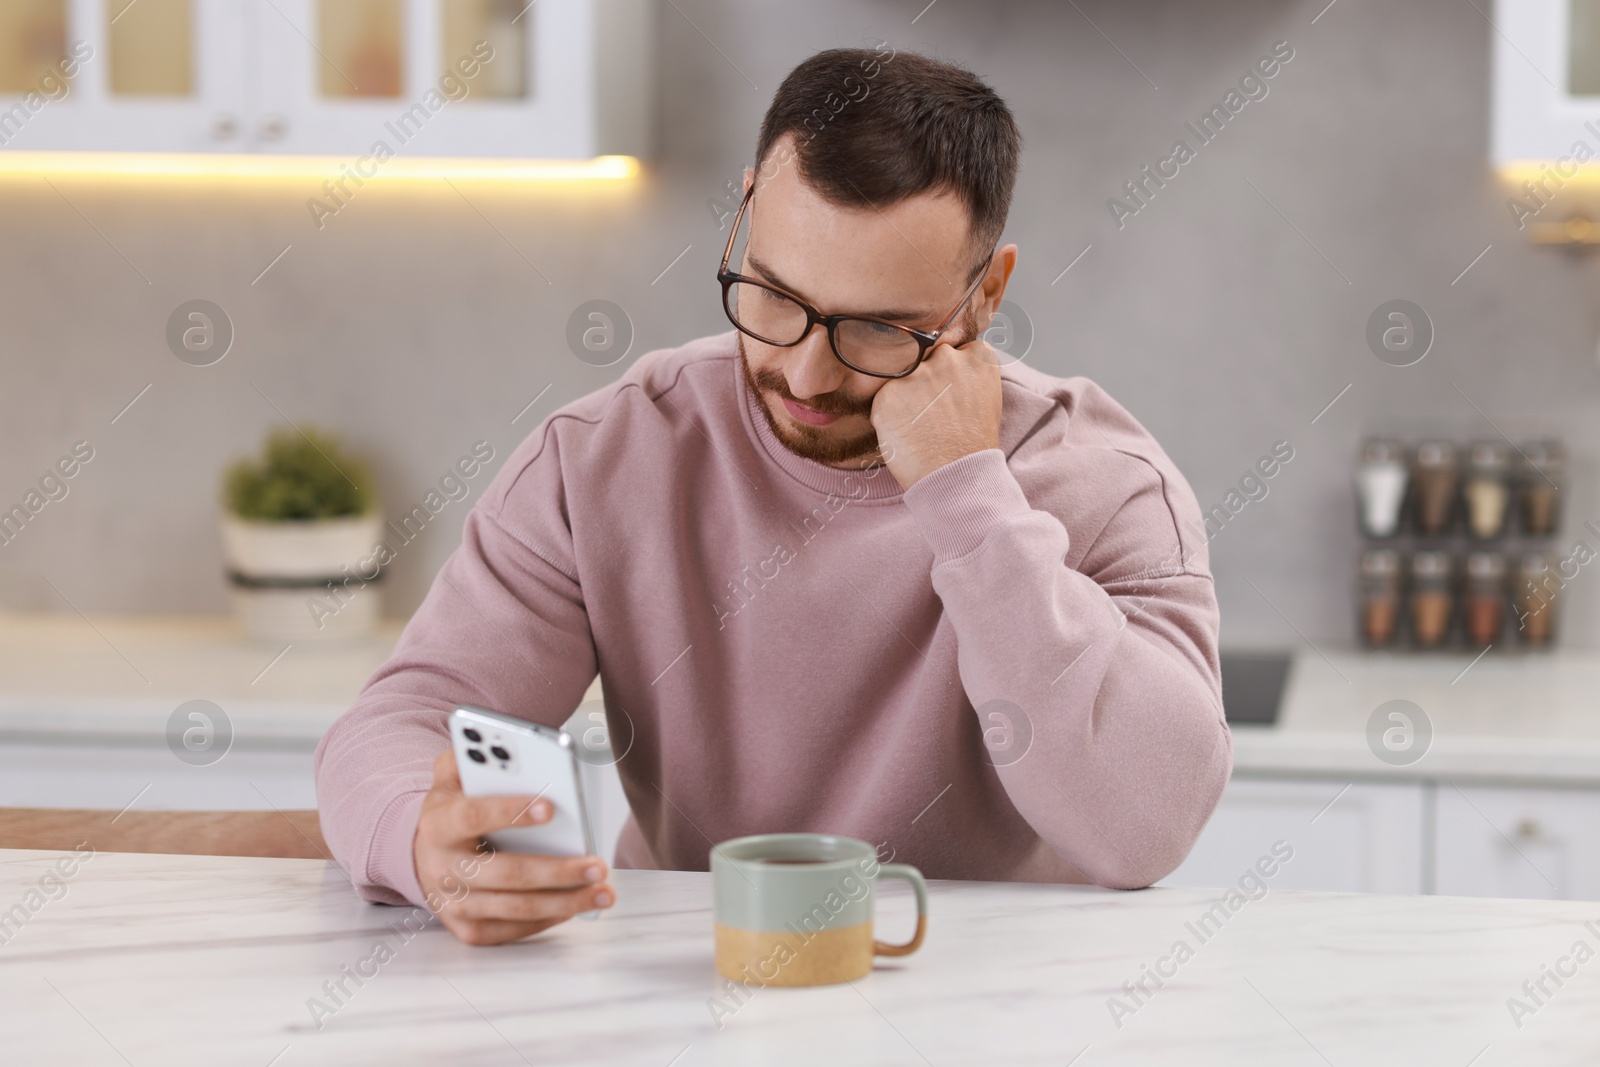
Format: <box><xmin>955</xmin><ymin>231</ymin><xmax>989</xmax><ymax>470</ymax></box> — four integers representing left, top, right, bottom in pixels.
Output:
<box><xmin>223</xmin><ymin>426</ymin><xmax>374</xmax><ymax>521</ymax></box>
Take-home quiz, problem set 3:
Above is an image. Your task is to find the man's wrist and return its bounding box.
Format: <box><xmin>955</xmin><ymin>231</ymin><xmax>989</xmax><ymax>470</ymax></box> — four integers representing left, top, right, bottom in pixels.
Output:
<box><xmin>901</xmin><ymin>448</ymin><xmax>1032</xmax><ymax>563</ymax></box>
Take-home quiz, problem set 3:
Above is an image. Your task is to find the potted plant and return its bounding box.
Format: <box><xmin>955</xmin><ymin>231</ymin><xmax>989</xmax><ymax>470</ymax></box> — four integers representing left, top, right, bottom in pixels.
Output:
<box><xmin>221</xmin><ymin>426</ymin><xmax>383</xmax><ymax>642</ymax></box>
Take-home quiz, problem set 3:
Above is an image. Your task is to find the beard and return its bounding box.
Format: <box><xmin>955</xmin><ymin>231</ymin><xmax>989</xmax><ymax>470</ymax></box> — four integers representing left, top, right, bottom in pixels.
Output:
<box><xmin>736</xmin><ymin>302</ymin><xmax>981</xmax><ymax>467</ymax></box>
<box><xmin>738</xmin><ymin>336</ymin><xmax>882</xmax><ymax>466</ymax></box>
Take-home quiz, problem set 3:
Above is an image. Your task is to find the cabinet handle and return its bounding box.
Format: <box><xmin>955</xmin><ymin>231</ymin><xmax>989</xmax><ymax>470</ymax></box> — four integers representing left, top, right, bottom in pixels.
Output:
<box><xmin>212</xmin><ymin>114</ymin><xmax>238</xmax><ymax>140</ymax></box>
<box><xmin>1514</xmin><ymin>818</ymin><xmax>1545</xmax><ymax>842</ymax></box>
<box><xmin>258</xmin><ymin>115</ymin><xmax>288</xmax><ymax>141</ymax></box>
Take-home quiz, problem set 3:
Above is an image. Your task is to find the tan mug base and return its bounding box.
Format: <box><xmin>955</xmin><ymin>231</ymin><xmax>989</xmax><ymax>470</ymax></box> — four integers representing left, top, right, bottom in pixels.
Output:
<box><xmin>714</xmin><ymin>921</ymin><xmax>873</xmax><ymax>987</ymax></box>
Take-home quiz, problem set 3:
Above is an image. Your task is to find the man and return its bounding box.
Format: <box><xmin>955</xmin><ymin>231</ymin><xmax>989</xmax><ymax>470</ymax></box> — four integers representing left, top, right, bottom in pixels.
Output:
<box><xmin>316</xmin><ymin>48</ymin><xmax>1230</xmax><ymax>946</ymax></box>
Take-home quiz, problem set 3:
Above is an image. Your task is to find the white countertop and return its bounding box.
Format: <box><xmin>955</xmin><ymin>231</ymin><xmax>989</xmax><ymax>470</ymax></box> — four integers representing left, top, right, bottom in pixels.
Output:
<box><xmin>3</xmin><ymin>612</ymin><xmax>1598</xmax><ymax>784</ymax></box>
<box><xmin>1237</xmin><ymin>648</ymin><xmax>1600</xmax><ymax>785</ymax></box>
<box><xmin>0</xmin><ymin>612</ymin><xmax>406</xmax><ymax>746</ymax></box>
<box><xmin>1</xmin><ymin>847</ymin><xmax>1595</xmax><ymax>1065</ymax></box>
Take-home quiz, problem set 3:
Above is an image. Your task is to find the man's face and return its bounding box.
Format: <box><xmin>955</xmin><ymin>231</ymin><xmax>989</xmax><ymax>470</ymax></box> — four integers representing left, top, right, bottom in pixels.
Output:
<box><xmin>737</xmin><ymin>136</ymin><xmax>988</xmax><ymax>467</ymax></box>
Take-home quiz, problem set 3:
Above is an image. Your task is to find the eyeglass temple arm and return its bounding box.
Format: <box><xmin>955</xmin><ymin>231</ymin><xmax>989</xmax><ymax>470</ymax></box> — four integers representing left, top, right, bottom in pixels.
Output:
<box><xmin>931</xmin><ymin>248</ymin><xmax>1000</xmax><ymax>337</ymax></box>
<box><xmin>721</xmin><ymin>186</ymin><xmax>755</xmax><ymax>271</ymax></box>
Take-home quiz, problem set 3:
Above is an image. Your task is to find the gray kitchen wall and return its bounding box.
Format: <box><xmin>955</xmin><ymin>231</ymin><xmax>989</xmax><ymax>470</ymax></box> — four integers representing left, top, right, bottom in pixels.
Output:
<box><xmin>4</xmin><ymin>0</ymin><xmax>1600</xmax><ymax>650</ymax></box>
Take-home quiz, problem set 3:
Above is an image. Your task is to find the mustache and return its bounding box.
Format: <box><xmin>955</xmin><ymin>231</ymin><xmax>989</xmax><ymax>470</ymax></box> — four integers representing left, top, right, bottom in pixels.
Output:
<box><xmin>748</xmin><ymin>366</ymin><xmax>873</xmax><ymax>417</ymax></box>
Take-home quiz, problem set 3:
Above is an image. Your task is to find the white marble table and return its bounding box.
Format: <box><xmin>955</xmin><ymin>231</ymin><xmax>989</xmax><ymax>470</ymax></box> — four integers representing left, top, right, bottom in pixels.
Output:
<box><xmin>2</xmin><ymin>848</ymin><xmax>1598</xmax><ymax>1065</ymax></box>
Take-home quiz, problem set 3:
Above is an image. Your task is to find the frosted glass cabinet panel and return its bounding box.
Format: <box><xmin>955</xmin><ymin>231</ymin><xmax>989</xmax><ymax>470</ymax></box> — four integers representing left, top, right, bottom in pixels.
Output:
<box><xmin>0</xmin><ymin>0</ymin><xmax>67</xmax><ymax>93</ymax></box>
<box><xmin>316</xmin><ymin>0</ymin><xmax>405</xmax><ymax>99</ymax></box>
<box><xmin>108</xmin><ymin>0</ymin><xmax>193</xmax><ymax>96</ymax></box>
<box><xmin>0</xmin><ymin>0</ymin><xmax>651</xmax><ymax>159</ymax></box>
<box><xmin>443</xmin><ymin>0</ymin><xmax>530</xmax><ymax>100</ymax></box>
<box><xmin>1573</xmin><ymin>0</ymin><xmax>1600</xmax><ymax>95</ymax></box>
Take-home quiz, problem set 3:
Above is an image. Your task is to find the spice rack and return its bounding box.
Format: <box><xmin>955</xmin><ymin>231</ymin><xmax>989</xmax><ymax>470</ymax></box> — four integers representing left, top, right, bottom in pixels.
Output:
<box><xmin>1354</xmin><ymin>438</ymin><xmax>1566</xmax><ymax>651</ymax></box>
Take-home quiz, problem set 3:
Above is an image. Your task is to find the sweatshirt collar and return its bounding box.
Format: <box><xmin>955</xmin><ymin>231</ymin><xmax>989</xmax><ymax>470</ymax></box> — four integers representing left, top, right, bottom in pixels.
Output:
<box><xmin>734</xmin><ymin>345</ymin><xmax>907</xmax><ymax>503</ymax></box>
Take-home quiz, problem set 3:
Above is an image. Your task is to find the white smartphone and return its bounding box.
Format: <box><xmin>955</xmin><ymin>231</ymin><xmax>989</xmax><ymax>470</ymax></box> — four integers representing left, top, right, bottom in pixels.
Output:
<box><xmin>449</xmin><ymin>705</ymin><xmax>596</xmax><ymax>857</ymax></box>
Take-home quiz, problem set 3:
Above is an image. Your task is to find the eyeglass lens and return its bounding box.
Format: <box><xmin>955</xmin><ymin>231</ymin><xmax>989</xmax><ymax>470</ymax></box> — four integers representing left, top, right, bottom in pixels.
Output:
<box><xmin>726</xmin><ymin>280</ymin><xmax>922</xmax><ymax>375</ymax></box>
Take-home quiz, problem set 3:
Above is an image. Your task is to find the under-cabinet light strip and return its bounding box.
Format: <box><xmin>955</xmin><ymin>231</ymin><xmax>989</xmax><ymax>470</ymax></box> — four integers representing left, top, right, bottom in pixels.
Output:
<box><xmin>0</xmin><ymin>152</ymin><xmax>640</xmax><ymax>181</ymax></box>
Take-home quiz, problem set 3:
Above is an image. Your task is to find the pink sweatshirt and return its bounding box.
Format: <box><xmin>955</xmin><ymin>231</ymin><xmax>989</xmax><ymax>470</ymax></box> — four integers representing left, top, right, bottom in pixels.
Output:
<box><xmin>314</xmin><ymin>330</ymin><xmax>1231</xmax><ymax>908</ymax></box>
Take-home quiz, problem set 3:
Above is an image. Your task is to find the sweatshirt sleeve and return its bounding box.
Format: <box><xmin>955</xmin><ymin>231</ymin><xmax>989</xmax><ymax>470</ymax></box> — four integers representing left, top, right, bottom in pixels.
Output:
<box><xmin>901</xmin><ymin>447</ymin><xmax>1230</xmax><ymax>890</ymax></box>
<box><xmin>313</xmin><ymin>430</ymin><xmax>597</xmax><ymax>908</ymax></box>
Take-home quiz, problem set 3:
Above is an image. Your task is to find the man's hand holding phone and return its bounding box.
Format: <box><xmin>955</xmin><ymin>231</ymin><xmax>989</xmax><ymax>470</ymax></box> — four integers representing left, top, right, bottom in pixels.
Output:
<box><xmin>414</xmin><ymin>748</ymin><xmax>615</xmax><ymax>946</ymax></box>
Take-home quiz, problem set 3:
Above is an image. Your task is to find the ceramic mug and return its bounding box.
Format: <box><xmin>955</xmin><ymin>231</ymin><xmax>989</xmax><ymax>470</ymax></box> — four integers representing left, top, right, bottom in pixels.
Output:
<box><xmin>711</xmin><ymin>833</ymin><xmax>929</xmax><ymax>987</ymax></box>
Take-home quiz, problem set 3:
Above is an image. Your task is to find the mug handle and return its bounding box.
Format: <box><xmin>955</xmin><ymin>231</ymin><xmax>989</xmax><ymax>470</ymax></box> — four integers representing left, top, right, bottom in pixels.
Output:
<box><xmin>871</xmin><ymin>864</ymin><xmax>928</xmax><ymax>957</ymax></box>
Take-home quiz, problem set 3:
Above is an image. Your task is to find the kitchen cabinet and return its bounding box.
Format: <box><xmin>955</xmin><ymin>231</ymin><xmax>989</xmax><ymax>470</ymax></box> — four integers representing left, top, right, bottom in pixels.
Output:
<box><xmin>1492</xmin><ymin>0</ymin><xmax>1600</xmax><ymax>164</ymax></box>
<box><xmin>1168</xmin><ymin>777</ymin><xmax>1600</xmax><ymax>902</ymax></box>
<box><xmin>1435</xmin><ymin>784</ymin><xmax>1600</xmax><ymax>901</ymax></box>
<box><xmin>1</xmin><ymin>0</ymin><xmax>246</xmax><ymax>153</ymax></box>
<box><xmin>0</xmin><ymin>0</ymin><xmax>652</xmax><ymax>159</ymax></box>
<box><xmin>1158</xmin><ymin>777</ymin><xmax>1426</xmax><ymax>895</ymax></box>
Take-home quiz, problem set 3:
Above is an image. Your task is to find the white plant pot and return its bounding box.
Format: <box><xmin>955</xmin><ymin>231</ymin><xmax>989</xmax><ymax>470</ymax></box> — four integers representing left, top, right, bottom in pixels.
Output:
<box><xmin>220</xmin><ymin>513</ymin><xmax>385</xmax><ymax>643</ymax></box>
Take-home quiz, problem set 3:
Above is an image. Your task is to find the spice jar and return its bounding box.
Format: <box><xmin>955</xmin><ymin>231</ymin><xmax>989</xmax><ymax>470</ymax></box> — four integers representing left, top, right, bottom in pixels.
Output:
<box><xmin>1355</xmin><ymin>439</ymin><xmax>1408</xmax><ymax>538</ymax></box>
<box><xmin>1411</xmin><ymin>442</ymin><xmax>1458</xmax><ymax>536</ymax></box>
<box><xmin>1464</xmin><ymin>552</ymin><xmax>1507</xmax><ymax>647</ymax></box>
<box><xmin>1519</xmin><ymin>440</ymin><xmax>1565</xmax><ymax>538</ymax></box>
<box><xmin>1409</xmin><ymin>551</ymin><xmax>1454</xmax><ymax>648</ymax></box>
<box><xmin>1463</xmin><ymin>442</ymin><xmax>1512</xmax><ymax>540</ymax></box>
<box><xmin>1359</xmin><ymin>549</ymin><xmax>1402</xmax><ymax>647</ymax></box>
<box><xmin>1514</xmin><ymin>553</ymin><xmax>1558</xmax><ymax>647</ymax></box>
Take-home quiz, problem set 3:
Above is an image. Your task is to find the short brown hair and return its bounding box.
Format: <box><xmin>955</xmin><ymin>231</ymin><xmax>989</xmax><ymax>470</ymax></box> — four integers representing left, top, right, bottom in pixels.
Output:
<box><xmin>754</xmin><ymin>48</ymin><xmax>1022</xmax><ymax>271</ymax></box>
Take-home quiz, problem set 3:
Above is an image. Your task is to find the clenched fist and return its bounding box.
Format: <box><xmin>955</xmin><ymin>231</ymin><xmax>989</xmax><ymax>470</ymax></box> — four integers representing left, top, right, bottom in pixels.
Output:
<box><xmin>870</xmin><ymin>338</ymin><xmax>1003</xmax><ymax>490</ymax></box>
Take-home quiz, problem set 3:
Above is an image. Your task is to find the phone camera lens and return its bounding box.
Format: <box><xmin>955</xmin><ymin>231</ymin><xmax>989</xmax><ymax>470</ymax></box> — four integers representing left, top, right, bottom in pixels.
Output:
<box><xmin>490</xmin><ymin>746</ymin><xmax>510</xmax><ymax>761</ymax></box>
<box><xmin>463</xmin><ymin>728</ymin><xmax>482</xmax><ymax>743</ymax></box>
<box><xmin>466</xmin><ymin>748</ymin><xmax>487</xmax><ymax>764</ymax></box>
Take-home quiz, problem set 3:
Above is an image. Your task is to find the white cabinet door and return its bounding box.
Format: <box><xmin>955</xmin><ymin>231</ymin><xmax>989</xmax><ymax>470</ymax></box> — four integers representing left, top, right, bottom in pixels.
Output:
<box><xmin>2</xmin><ymin>0</ymin><xmax>247</xmax><ymax>154</ymax></box>
<box><xmin>254</xmin><ymin>0</ymin><xmax>419</xmax><ymax>157</ymax></box>
<box><xmin>1159</xmin><ymin>777</ymin><xmax>1425</xmax><ymax>895</ymax></box>
<box><xmin>1492</xmin><ymin>0</ymin><xmax>1600</xmax><ymax>164</ymax></box>
<box><xmin>1436</xmin><ymin>785</ymin><xmax>1600</xmax><ymax>901</ymax></box>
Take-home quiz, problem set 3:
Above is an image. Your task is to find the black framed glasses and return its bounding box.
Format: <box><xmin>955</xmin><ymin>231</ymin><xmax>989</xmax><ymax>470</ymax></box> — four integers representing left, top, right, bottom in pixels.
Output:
<box><xmin>717</xmin><ymin>185</ymin><xmax>995</xmax><ymax>379</ymax></box>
